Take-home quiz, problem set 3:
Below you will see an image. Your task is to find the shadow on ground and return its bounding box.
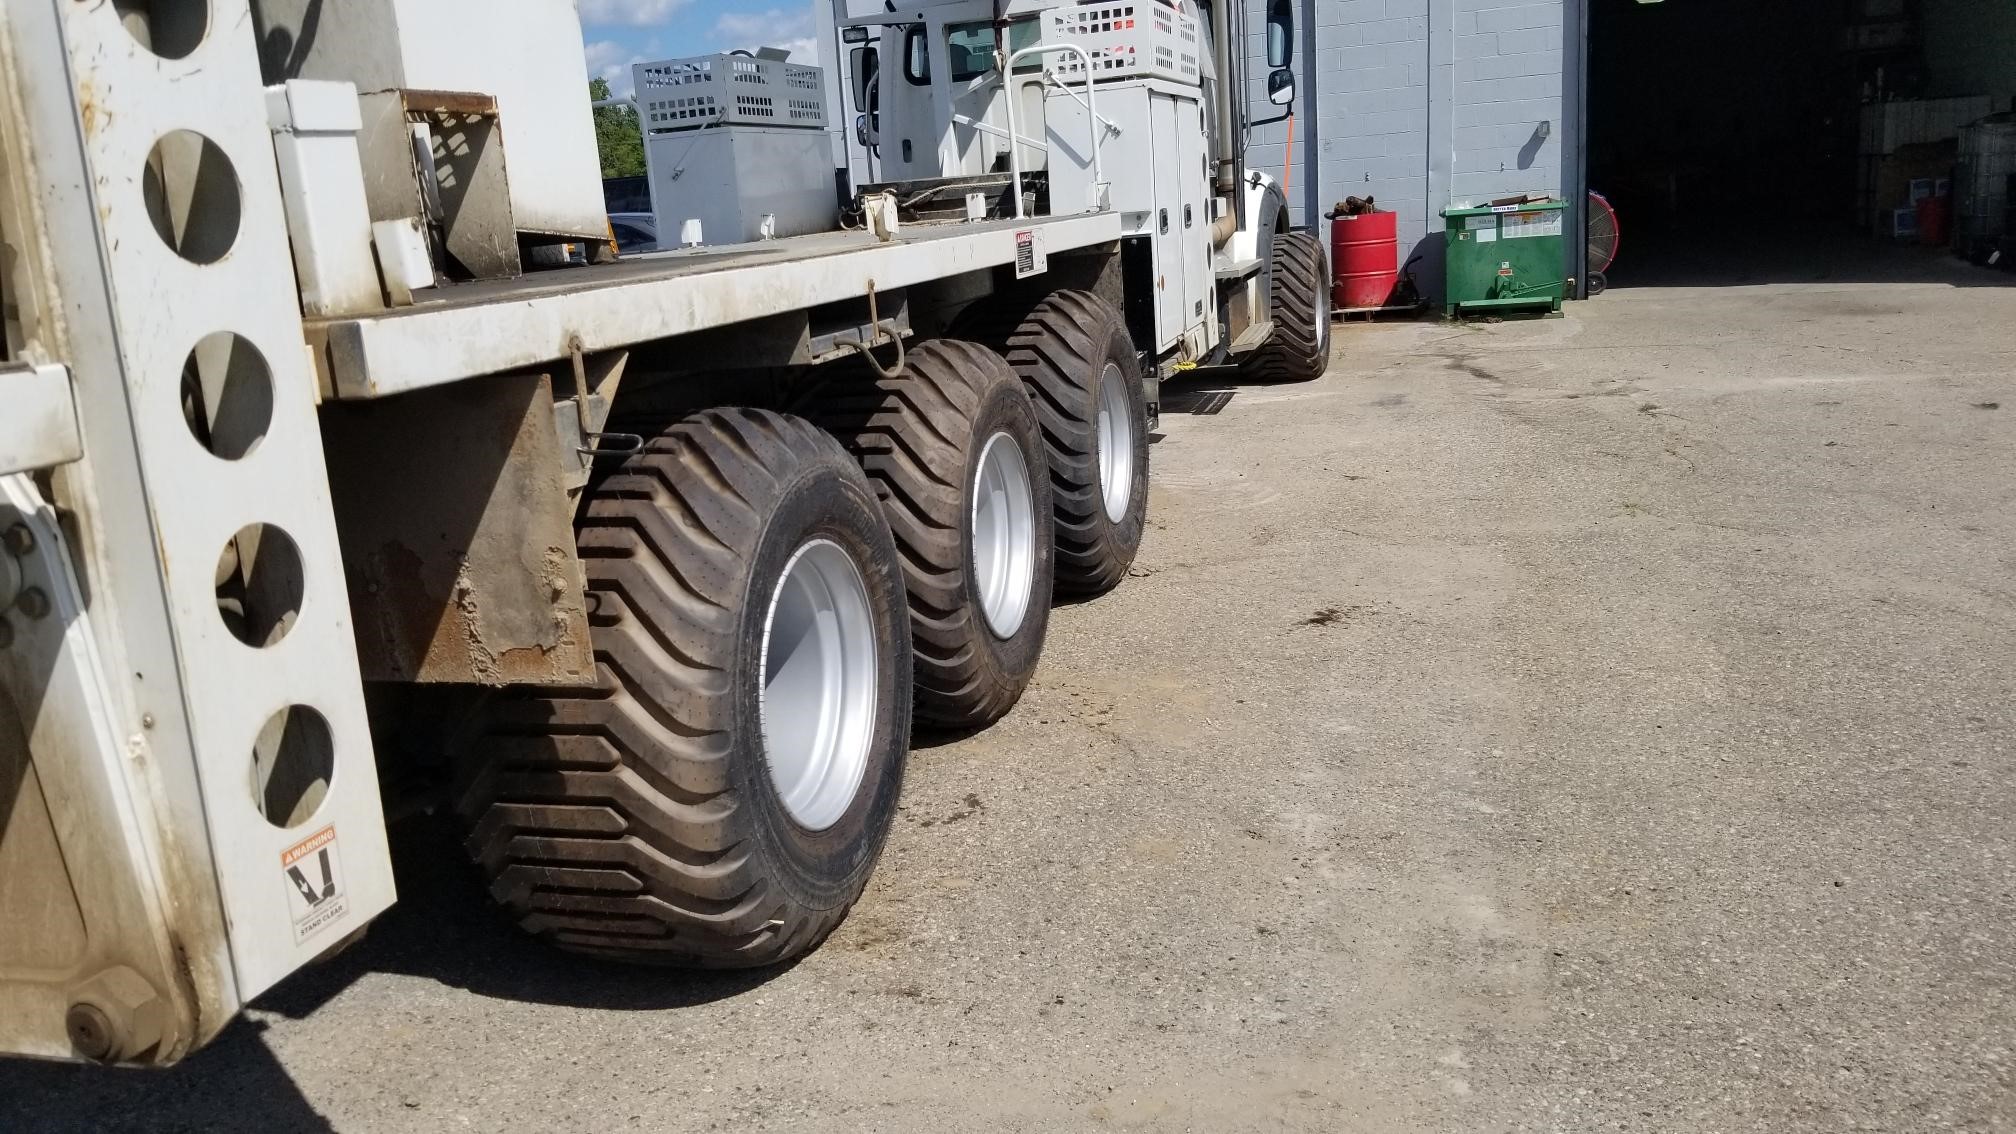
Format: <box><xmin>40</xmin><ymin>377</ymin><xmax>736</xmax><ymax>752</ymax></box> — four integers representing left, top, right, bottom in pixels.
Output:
<box><xmin>0</xmin><ymin>1019</ymin><xmax>332</xmax><ymax>1134</ymax></box>
<box><xmin>1157</xmin><ymin>356</ymin><xmax>1359</xmax><ymax>419</ymax></box>
<box><xmin>0</xmin><ymin>814</ymin><xmax>788</xmax><ymax>1131</ymax></box>
<box><xmin>267</xmin><ymin>814</ymin><xmax>792</xmax><ymax>1018</ymax></box>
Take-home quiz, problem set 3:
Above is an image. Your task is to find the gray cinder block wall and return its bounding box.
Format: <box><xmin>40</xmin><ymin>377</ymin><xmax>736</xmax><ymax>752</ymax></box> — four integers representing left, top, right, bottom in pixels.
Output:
<box><xmin>1246</xmin><ymin>0</ymin><xmax>1575</xmax><ymax>300</ymax></box>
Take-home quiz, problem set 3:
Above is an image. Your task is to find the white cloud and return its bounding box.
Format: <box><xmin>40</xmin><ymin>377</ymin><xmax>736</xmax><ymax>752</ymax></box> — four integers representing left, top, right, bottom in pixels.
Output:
<box><xmin>578</xmin><ymin>0</ymin><xmax>689</xmax><ymax>27</ymax></box>
<box><xmin>714</xmin><ymin>6</ymin><xmax>815</xmax><ymax>51</ymax></box>
<box><xmin>583</xmin><ymin>38</ymin><xmax>646</xmax><ymax>98</ymax></box>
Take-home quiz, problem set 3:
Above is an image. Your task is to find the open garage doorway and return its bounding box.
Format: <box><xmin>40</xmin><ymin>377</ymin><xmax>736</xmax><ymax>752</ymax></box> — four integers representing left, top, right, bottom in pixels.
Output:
<box><xmin>1581</xmin><ymin>0</ymin><xmax>2016</xmax><ymax>289</ymax></box>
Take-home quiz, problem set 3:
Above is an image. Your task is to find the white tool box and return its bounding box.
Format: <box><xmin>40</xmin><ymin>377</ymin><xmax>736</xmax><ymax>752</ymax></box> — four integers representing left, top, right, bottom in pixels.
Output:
<box><xmin>1042</xmin><ymin>1</ymin><xmax>1203</xmax><ymax>84</ymax></box>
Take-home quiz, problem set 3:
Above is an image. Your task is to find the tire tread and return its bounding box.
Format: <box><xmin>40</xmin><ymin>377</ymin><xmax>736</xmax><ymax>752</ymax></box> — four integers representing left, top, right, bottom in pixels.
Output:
<box><xmin>460</xmin><ymin>408</ymin><xmax>866</xmax><ymax>967</ymax></box>
<box><xmin>1001</xmin><ymin>291</ymin><xmax>1145</xmax><ymax>593</ymax></box>
<box><xmin>808</xmin><ymin>340</ymin><xmax>1044</xmax><ymax>728</ymax></box>
<box><xmin>1243</xmin><ymin>230</ymin><xmax>1330</xmax><ymax>383</ymax></box>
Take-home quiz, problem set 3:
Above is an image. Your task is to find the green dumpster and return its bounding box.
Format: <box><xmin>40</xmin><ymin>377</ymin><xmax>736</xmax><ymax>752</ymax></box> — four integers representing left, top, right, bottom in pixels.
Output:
<box><xmin>1442</xmin><ymin>200</ymin><xmax>1567</xmax><ymax>317</ymax></box>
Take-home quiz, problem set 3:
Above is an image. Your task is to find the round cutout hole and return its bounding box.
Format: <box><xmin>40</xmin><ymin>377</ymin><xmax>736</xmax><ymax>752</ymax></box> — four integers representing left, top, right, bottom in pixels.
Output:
<box><xmin>252</xmin><ymin>706</ymin><xmax>333</xmax><ymax>829</ymax></box>
<box><xmin>181</xmin><ymin>333</ymin><xmax>273</xmax><ymax>459</ymax></box>
<box><xmin>112</xmin><ymin>0</ymin><xmax>208</xmax><ymax>60</ymax></box>
<box><xmin>143</xmin><ymin>131</ymin><xmax>240</xmax><ymax>264</ymax></box>
<box><xmin>216</xmin><ymin>524</ymin><xmax>303</xmax><ymax>648</ymax></box>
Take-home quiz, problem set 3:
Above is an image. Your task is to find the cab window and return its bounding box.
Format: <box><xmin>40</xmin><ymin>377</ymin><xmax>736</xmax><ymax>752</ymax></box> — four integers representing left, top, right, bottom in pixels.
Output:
<box><xmin>946</xmin><ymin>22</ymin><xmax>995</xmax><ymax>82</ymax></box>
<box><xmin>903</xmin><ymin>26</ymin><xmax>929</xmax><ymax>84</ymax></box>
<box><xmin>942</xmin><ymin>21</ymin><xmax>1039</xmax><ymax>81</ymax></box>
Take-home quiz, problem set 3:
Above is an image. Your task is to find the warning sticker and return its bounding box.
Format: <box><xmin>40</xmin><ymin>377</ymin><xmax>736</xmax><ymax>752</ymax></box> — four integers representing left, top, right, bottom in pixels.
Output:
<box><xmin>1498</xmin><ymin>262</ymin><xmax>1515</xmax><ymax>277</ymax></box>
<box><xmin>1503</xmin><ymin>212</ymin><xmax>1563</xmax><ymax>239</ymax></box>
<box><xmin>1471</xmin><ymin>216</ymin><xmax>1499</xmax><ymax>244</ymax></box>
<box><xmin>280</xmin><ymin>825</ymin><xmax>348</xmax><ymax>944</ymax></box>
<box><xmin>1014</xmin><ymin>228</ymin><xmax>1047</xmax><ymax>279</ymax></box>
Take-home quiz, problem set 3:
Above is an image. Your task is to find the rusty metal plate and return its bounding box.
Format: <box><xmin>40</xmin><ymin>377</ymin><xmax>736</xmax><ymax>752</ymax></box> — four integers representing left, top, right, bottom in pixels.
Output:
<box><xmin>320</xmin><ymin>373</ymin><xmax>592</xmax><ymax>686</ymax></box>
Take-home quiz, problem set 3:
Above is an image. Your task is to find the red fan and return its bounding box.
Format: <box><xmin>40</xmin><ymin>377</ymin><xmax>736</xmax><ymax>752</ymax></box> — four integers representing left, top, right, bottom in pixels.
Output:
<box><xmin>1586</xmin><ymin>190</ymin><xmax>1620</xmax><ymax>295</ymax></box>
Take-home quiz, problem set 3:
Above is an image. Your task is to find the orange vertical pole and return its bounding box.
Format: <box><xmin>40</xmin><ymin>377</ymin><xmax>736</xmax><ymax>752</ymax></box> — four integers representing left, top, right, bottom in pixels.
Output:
<box><xmin>1282</xmin><ymin>112</ymin><xmax>1295</xmax><ymax>198</ymax></box>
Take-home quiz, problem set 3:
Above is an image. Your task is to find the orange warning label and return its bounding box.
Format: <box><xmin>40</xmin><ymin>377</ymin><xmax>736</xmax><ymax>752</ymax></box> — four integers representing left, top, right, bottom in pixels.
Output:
<box><xmin>280</xmin><ymin>825</ymin><xmax>348</xmax><ymax>943</ymax></box>
<box><xmin>281</xmin><ymin>825</ymin><xmax>337</xmax><ymax>868</ymax></box>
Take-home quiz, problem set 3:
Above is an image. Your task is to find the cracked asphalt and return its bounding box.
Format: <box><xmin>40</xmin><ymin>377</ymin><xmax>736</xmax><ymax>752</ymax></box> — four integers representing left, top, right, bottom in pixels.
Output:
<box><xmin>4</xmin><ymin>243</ymin><xmax>2013</xmax><ymax>1132</ymax></box>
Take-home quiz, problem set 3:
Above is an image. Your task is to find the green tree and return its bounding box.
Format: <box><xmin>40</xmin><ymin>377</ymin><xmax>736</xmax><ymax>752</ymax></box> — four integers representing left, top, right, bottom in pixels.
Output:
<box><xmin>590</xmin><ymin>77</ymin><xmax>645</xmax><ymax>178</ymax></box>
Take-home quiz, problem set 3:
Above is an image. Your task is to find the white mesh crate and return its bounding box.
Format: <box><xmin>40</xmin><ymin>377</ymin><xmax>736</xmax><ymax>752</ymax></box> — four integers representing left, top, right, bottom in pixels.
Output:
<box><xmin>633</xmin><ymin>54</ymin><xmax>826</xmax><ymax>133</ymax></box>
<box><xmin>1042</xmin><ymin>1</ymin><xmax>1202</xmax><ymax>84</ymax></box>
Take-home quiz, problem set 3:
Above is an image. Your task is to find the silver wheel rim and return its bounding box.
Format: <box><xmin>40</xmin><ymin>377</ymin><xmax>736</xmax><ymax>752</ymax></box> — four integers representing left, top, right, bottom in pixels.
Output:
<box><xmin>1315</xmin><ymin>262</ymin><xmax>1331</xmax><ymax>342</ymax></box>
<box><xmin>759</xmin><ymin>538</ymin><xmax>879</xmax><ymax>831</ymax></box>
<box><xmin>1095</xmin><ymin>361</ymin><xmax>1135</xmax><ymax>524</ymax></box>
<box><xmin>971</xmin><ymin>431</ymin><xmax>1037</xmax><ymax>639</ymax></box>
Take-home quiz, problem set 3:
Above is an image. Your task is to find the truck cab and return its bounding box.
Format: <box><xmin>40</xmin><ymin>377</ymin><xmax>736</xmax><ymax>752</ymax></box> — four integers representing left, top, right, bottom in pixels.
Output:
<box><xmin>845</xmin><ymin>3</ymin><xmax>1046</xmax><ymax>183</ymax></box>
<box><xmin>822</xmin><ymin>0</ymin><xmax>1323</xmax><ymax>380</ymax></box>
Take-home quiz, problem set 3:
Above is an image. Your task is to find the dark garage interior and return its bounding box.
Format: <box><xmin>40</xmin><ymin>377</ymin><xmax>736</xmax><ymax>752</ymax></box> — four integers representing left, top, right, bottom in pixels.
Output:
<box><xmin>1584</xmin><ymin>0</ymin><xmax>2016</xmax><ymax>287</ymax></box>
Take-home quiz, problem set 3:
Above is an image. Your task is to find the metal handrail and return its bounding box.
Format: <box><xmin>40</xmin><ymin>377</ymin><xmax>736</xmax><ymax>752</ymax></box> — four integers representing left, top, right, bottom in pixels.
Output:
<box><xmin>951</xmin><ymin>111</ymin><xmax>1048</xmax><ymax>154</ymax></box>
<box><xmin>1000</xmin><ymin>44</ymin><xmax>1103</xmax><ymax>219</ymax></box>
<box><xmin>1040</xmin><ymin>70</ymin><xmax>1122</xmax><ymax>138</ymax></box>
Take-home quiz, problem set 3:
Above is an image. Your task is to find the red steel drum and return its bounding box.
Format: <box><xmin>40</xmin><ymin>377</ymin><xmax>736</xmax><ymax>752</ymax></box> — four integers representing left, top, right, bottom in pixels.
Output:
<box><xmin>1331</xmin><ymin>210</ymin><xmax>1399</xmax><ymax>310</ymax></box>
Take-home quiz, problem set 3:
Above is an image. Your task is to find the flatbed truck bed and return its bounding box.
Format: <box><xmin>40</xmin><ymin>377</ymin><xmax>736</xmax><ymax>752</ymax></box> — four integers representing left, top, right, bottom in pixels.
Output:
<box><xmin>311</xmin><ymin>211</ymin><xmax>1122</xmax><ymax>399</ymax></box>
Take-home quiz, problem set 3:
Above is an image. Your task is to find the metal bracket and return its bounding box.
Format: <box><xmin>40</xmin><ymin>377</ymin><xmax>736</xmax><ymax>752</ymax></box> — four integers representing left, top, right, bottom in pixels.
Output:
<box><xmin>578</xmin><ymin>432</ymin><xmax>645</xmax><ymax>459</ymax></box>
<box><xmin>0</xmin><ymin>362</ymin><xmax>80</xmax><ymax>475</ymax></box>
<box><xmin>553</xmin><ymin>338</ymin><xmax>633</xmax><ymax>484</ymax></box>
<box><xmin>837</xmin><ymin>281</ymin><xmax>907</xmax><ymax>379</ymax></box>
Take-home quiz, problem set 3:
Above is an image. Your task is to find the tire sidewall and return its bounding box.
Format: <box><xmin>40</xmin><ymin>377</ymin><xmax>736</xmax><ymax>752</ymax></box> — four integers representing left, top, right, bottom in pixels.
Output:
<box><xmin>1089</xmin><ymin>321</ymin><xmax>1150</xmax><ymax>557</ymax></box>
<box><xmin>962</xmin><ymin>375</ymin><xmax>1055</xmax><ymax>681</ymax></box>
<box><xmin>1251</xmin><ymin>231</ymin><xmax>1330</xmax><ymax>382</ymax></box>
<box><xmin>731</xmin><ymin>455</ymin><xmax>911</xmax><ymax>912</ymax></box>
<box><xmin>1304</xmin><ymin>235</ymin><xmax>1334</xmax><ymax>359</ymax></box>
<box><xmin>1282</xmin><ymin>231</ymin><xmax>1330</xmax><ymax>354</ymax></box>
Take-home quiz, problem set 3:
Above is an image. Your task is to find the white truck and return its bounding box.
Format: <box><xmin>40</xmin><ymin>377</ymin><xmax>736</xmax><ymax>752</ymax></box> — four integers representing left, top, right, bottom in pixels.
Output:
<box><xmin>0</xmin><ymin>0</ymin><xmax>1329</xmax><ymax>1066</ymax></box>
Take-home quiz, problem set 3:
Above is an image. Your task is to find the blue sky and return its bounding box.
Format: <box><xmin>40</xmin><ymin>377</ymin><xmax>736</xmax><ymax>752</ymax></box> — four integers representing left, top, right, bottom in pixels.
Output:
<box><xmin>580</xmin><ymin>1</ymin><xmax>821</xmax><ymax>97</ymax></box>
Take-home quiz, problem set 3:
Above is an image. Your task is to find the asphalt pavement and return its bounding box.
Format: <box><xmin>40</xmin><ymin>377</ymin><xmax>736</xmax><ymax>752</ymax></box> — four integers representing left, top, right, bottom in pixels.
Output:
<box><xmin>4</xmin><ymin>241</ymin><xmax>2012</xmax><ymax>1132</ymax></box>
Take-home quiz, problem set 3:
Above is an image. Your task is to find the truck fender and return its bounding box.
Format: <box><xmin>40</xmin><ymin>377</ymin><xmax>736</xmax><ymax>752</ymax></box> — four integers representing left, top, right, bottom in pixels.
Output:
<box><xmin>1234</xmin><ymin>171</ymin><xmax>1290</xmax><ymax>266</ymax></box>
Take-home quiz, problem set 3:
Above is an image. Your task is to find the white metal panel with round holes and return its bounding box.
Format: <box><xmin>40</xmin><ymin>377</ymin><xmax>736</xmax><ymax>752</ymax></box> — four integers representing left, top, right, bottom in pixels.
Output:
<box><xmin>41</xmin><ymin>0</ymin><xmax>395</xmax><ymax>1001</ymax></box>
<box><xmin>1</xmin><ymin>0</ymin><xmax>239</xmax><ymax>1063</ymax></box>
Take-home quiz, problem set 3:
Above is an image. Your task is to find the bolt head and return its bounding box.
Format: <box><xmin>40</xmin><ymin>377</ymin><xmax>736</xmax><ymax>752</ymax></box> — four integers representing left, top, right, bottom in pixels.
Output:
<box><xmin>1</xmin><ymin>524</ymin><xmax>32</xmax><ymax>558</ymax></box>
<box><xmin>65</xmin><ymin>967</ymin><xmax>166</xmax><ymax>1063</ymax></box>
<box><xmin>66</xmin><ymin>1003</ymin><xmax>116</xmax><ymax>1062</ymax></box>
<box><xmin>15</xmin><ymin>587</ymin><xmax>49</xmax><ymax>620</ymax></box>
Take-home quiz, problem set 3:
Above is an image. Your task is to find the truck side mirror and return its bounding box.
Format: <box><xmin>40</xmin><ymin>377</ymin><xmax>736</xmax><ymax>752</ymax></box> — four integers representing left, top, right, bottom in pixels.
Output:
<box><xmin>855</xmin><ymin>113</ymin><xmax>879</xmax><ymax>148</ymax></box>
<box><xmin>1266</xmin><ymin>0</ymin><xmax>1294</xmax><ymax>68</ymax></box>
<box><xmin>1268</xmin><ymin>68</ymin><xmax>1295</xmax><ymax>106</ymax></box>
<box><xmin>850</xmin><ymin>47</ymin><xmax>880</xmax><ymax>110</ymax></box>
